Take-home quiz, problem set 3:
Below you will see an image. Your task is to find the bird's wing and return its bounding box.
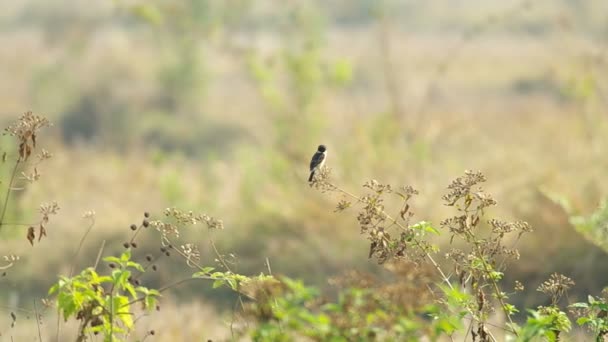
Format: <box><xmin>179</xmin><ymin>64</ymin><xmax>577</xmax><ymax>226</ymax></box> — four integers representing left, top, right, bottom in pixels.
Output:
<box><xmin>310</xmin><ymin>152</ymin><xmax>325</xmax><ymax>171</ymax></box>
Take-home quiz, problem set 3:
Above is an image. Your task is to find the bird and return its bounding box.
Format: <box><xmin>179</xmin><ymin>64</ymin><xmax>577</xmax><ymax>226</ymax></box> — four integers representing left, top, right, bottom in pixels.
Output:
<box><xmin>308</xmin><ymin>144</ymin><xmax>327</xmax><ymax>182</ymax></box>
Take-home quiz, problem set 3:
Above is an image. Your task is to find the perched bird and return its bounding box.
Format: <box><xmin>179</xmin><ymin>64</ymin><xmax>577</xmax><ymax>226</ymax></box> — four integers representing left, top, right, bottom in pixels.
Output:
<box><xmin>308</xmin><ymin>144</ymin><xmax>327</xmax><ymax>182</ymax></box>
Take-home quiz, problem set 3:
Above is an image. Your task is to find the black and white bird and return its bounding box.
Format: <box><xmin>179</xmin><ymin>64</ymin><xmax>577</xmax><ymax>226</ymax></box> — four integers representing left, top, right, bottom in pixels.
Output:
<box><xmin>308</xmin><ymin>144</ymin><xmax>327</xmax><ymax>182</ymax></box>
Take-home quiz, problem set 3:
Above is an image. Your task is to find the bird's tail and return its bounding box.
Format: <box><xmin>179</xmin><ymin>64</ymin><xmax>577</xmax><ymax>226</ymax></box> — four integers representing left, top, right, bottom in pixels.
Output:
<box><xmin>308</xmin><ymin>171</ymin><xmax>314</xmax><ymax>182</ymax></box>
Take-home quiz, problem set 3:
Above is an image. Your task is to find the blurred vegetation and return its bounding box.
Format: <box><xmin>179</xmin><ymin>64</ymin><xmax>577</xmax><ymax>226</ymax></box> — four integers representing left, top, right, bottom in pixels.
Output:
<box><xmin>1</xmin><ymin>0</ymin><xmax>608</xmax><ymax>340</ymax></box>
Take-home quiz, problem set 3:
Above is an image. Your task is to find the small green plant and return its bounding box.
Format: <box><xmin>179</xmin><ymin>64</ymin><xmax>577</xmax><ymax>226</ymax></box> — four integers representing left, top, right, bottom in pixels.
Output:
<box><xmin>49</xmin><ymin>249</ymin><xmax>160</xmax><ymax>341</ymax></box>
<box><xmin>570</xmin><ymin>289</ymin><xmax>608</xmax><ymax>341</ymax></box>
<box><xmin>244</xmin><ymin>265</ymin><xmax>444</xmax><ymax>342</ymax></box>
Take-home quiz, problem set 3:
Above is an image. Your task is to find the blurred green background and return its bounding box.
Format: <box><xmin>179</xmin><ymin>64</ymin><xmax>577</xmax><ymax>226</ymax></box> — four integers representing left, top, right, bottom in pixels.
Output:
<box><xmin>2</xmin><ymin>0</ymin><xmax>608</xmax><ymax>339</ymax></box>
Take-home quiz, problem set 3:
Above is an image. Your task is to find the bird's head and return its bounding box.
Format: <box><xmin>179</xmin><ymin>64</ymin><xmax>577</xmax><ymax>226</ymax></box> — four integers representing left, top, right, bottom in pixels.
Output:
<box><xmin>317</xmin><ymin>145</ymin><xmax>327</xmax><ymax>152</ymax></box>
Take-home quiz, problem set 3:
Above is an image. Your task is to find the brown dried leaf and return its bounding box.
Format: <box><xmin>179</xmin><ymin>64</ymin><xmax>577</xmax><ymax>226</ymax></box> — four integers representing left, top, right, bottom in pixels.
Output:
<box><xmin>27</xmin><ymin>226</ymin><xmax>35</xmax><ymax>246</ymax></box>
<box><xmin>38</xmin><ymin>223</ymin><xmax>47</xmax><ymax>242</ymax></box>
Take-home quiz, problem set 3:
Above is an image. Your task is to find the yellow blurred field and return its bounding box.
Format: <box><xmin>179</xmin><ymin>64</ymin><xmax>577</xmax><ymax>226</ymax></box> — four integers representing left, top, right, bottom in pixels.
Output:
<box><xmin>1</xmin><ymin>0</ymin><xmax>608</xmax><ymax>340</ymax></box>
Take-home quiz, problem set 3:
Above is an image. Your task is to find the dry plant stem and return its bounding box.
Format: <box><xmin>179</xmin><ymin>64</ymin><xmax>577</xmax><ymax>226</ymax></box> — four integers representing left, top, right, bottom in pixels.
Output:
<box><xmin>69</xmin><ymin>217</ymin><xmax>96</xmax><ymax>277</ymax></box>
<box><xmin>211</xmin><ymin>239</ymin><xmax>233</xmax><ymax>272</ymax></box>
<box><xmin>331</xmin><ymin>183</ymin><xmax>455</xmax><ymax>290</ymax></box>
<box><xmin>33</xmin><ymin>299</ymin><xmax>42</xmax><ymax>342</ymax></box>
<box><xmin>0</xmin><ymin>306</ymin><xmax>32</xmax><ymax>314</ymax></box>
<box><xmin>463</xmin><ymin>204</ymin><xmax>517</xmax><ymax>335</ymax></box>
<box><xmin>0</xmin><ymin>160</ymin><xmax>20</xmax><ymax>232</ymax></box>
<box><xmin>474</xmin><ymin>242</ymin><xmax>517</xmax><ymax>331</ymax></box>
<box><xmin>93</xmin><ymin>240</ymin><xmax>106</xmax><ymax>271</ymax></box>
<box><xmin>109</xmin><ymin>286</ymin><xmax>115</xmax><ymax>342</ymax></box>
<box><xmin>330</xmin><ymin>181</ymin><xmax>518</xmax><ymax>338</ymax></box>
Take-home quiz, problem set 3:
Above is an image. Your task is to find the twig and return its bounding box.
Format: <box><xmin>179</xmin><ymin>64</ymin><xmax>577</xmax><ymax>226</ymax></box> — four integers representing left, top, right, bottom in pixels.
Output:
<box><xmin>265</xmin><ymin>257</ymin><xmax>272</xmax><ymax>276</ymax></box>
<box><xmin>33</xmin><ymin>299</ymin><xmax>42</xmax><ymax>342</ymax></box>
<box><xmin>93</xmin><ymin>240</ymin><xmax>106</xmax><ymax>271</ymax></box>
<box><xmin>69</xmin><ymin>216</ymin><xmax>96</xmax><ymax>277</ymax></box>
<box><xmin>0</xmin><ymin>160</ymin><xmax>21</xmax><ymax>232</ymax></box>
<box><xmin>211</xmin><ymin>239</ymin><xmax>232</xmax><ymax>273</ymax></box>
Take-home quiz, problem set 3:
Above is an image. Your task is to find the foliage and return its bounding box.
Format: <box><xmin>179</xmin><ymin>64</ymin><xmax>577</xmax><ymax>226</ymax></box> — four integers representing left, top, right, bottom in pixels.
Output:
<box><xmin>49</xmin><ymin>249</ymin><xmax>160</xmax><ymax>342</ymax></box>
<box><xmin>570</xmin><ymin>291</ymin><xmax>608</xmax><ymax>341</ymax></box>
<box><xmin>245</xmin><ymin>274</ymin><xmax>439</xmax><ymax>341</ymax></box>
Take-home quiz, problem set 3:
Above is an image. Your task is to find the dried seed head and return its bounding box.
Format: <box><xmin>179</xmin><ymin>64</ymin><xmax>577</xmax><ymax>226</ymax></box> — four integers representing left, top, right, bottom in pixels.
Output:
<box><xmin>142</xmin><ymin>220</ymin><xmax>149</xmax><ymax>228</ymax></box>
<box><xmin>130</xmin><ymin>224</ymin><xmax>137</xmax><ymax>231</ymax></box>
<box><xmin>4</xmin><ymin>112</ymin><xmax>50</xmax><ymax>161</ymax></box>
<box><xmin>537</xmin><ymin>273</ymin><xmax>575</xmax><ymax>305</ymax></box>
<box><xmin>144</xmin><ymin>212</ymin><xmax>150</xmax><ymax>218</ymax></box>
<box><xmin>123</xmin><ymin>242</ymin><xmax>130</xmax><ymax>249</ymax></box>
<box><xmin>181</xmin><ymin>243</ymin><xmax>200</xmax><ymax>267</ymax></box>
<box><xmin>131</xmin><ymin>242</ymin><xmax>137</xmax><ymax>248</ymax></box>
<box><xmin>146</xmin><ymin>255</ymin><xmax>153</xmax><ymax>262</ymax></box>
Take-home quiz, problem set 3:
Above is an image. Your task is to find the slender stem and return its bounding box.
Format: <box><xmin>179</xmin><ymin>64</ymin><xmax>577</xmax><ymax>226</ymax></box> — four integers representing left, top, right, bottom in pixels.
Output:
<box><xmin>33</xmin><ymin>300</ymin><xmax>42</xmax><ymax>342</ymax></box>
<box><xmin>93</xmin><ymin>240</ymin><xmax>106</xmax><ymax>271</ymax></box>
<box><xmin>211</xmin><ymin>239</ymin><xmax>232</xmax><ymax>272</ymax></box>
<box><xmin>69</xmin><ymin>217</ymin><xmax>96</xmax><ymax>277</ymax></box>
<box><xmin>473</xmin><ymin>242</ymin><xmax>517</xmax><ymax>335</ymax></box>
<box><xmin>109</xmin><ymin>285</ymin><xmax>114</xmax><ymax>342</ymax></box>
<box><xmin>0</xmin><ymin>160</ymin><xmax>20</xmax><ymax>232</ymax></box>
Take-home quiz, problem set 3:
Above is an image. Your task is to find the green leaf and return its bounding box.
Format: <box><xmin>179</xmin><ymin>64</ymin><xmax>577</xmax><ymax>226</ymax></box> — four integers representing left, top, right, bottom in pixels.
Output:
<box><xmin>489</xmin><ymin>271</ymin><xmax>504</xmax><ymax>281</ymax></box>
<box><xmin>48</xmin><ymin>283</ymin><xmax>59</xmax><ymax>295</ymax></box>
<box><xmin>226</xmin><ymin>277</ymin><xmax>238</xmax><ymax>290</ymax></box>
<box><xmin>113</xmin><ymin>295</ymin><xmax>133</xmax><ymax>329</ymax></box>
<box><xmin>127</xmin><ymin>261</ymin><xmax>144</xmax><ymax>272</ymax></box>
<box><xmin>576</xmin><ymin>317</ymin><xmax>591</xmax><ymax>325</ymax></box>
<box><xmin>569</xmin><ymin>302</ymin><xmax>589</xmax><ymax>309</ymax></box>
<box><xmin>410</xmin><ymin>221</ymin><xmax>439</xmax><ymax>235</ymax></box>
<box><xmin>124</xmin><ymin>283</ymin><xmax>137</xmax><ymax>299</ymax></box>
<box><xmin>212</xmin><ymin>279</ymin><xmax>224</xmax><ymax>289</ymax></box>
<box><xmin>103</xmin><ymin>256</ymin><xmax>121</xmax><ymax>264</ymax></box>
<box><xmin>120</xmin><ymin>250</ymin><xmax>131</xmax><ymax>263</ymax></box>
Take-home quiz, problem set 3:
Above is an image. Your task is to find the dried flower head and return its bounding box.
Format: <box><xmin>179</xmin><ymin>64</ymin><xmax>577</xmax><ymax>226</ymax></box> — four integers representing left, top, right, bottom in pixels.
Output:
<box><xmin>150</xmin><ymin>221</ymin><xmax>180</xmax><ymax>240</ymax></box>
<box><xmin>181</xmin><ymin>243</ymin><xmax>201</xmax><ymax>267</ymax></box>
<box><xmin>334</xmin><ymin>199</ymin><xmax>351</xmax><ymax>212</ymax></box>
<box><xmin>442</xmin><ymin>170</ymin><xmax>489</xmax><ymax>206</ymax></box>
<box><xmin>164</xmin><ymin>208</ymin><xmax>224</xmax><ymax>230</ymax></box>
<box><xmin>310</xmin><ymin>166</ymin><xmax>336</xmax><ymax>192</ymax></box>
<box><xmin>4</xmin><ymin>112</ymin><xmax>50</xmax><ymax>161</ymax></box>
<box><xmin>82</xmin><ymin>210</ymin><xmax>96</xmax><ymax>220</ymax></box>
<box><xmin>538</xmin><ymin>273</ymin><xmax>575</xmax><ymax>305</ymax></box>
<box><xmin>0</xmin><ymin>254</ymin><xmax>20</xmax><ymax>270</ymax></box>
<box><xmin>21</xmin><ymin>168</ymin><xmax>41</xmax><ymax>183</ymax></box>
<box><xmin>40</xmin><ymin>201</ymin><xmax>60</xmax><ymax>223</ymax></box>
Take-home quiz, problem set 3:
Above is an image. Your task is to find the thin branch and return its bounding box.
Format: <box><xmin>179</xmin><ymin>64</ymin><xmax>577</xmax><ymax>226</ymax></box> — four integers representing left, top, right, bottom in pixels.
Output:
<box><xmin>33</xmin><ymin>299</ymin><xmax>42</xmax><ymax>342</ymax></box>
<box><xmin>211</xmin><ymin>239</ymin><xmax>232</xmax><ymax>273</ymax></box>
<box><xmin>0</xmin><ymin>160</ymin><xmax>21</xmax><ymax>232</ymax></box>
<box><xmin>69</xmin><ymin>216</ymin><xmax>96</xmax><ymax>277</ymax></box>
<box><xmin>93</xmin><ymin>240</ymin><xmax>106</xmax><ymax>271</ymax></box>
<box><xmin>265</xmin><ymin>257</ymin><xmax>272</xmax><ymax>276</ymax></box>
